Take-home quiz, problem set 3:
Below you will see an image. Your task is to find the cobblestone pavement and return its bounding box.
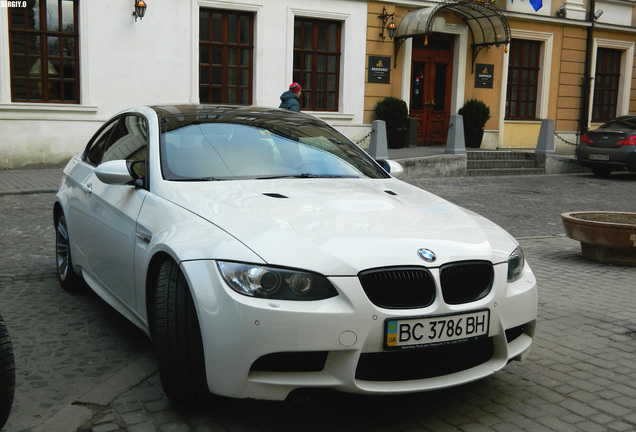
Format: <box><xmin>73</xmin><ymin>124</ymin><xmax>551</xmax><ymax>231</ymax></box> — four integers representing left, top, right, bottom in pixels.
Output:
<box><xmin>0</xmin><ymin>171</ymin><xmax>635</xmax><ymax>432</ymax></box>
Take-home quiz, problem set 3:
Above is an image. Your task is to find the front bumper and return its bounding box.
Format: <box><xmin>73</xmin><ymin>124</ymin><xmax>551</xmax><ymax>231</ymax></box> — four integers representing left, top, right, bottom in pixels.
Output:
<box><xmin>182</xmin><ymin>260</ymin><xmax>537</xmax><ymax>400</ymax></box>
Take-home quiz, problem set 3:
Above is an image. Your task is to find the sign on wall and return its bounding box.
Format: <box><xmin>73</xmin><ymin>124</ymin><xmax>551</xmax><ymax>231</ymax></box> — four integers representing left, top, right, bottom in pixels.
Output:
<box><xmin>368</xmin><ymin>56</ymin><xmax>391</xmax><ymax>84</ymax></box>
<box><xmin>475</xmin><ymin>64</ymin><xmax>494</xmax><ymax>88</ymax></box>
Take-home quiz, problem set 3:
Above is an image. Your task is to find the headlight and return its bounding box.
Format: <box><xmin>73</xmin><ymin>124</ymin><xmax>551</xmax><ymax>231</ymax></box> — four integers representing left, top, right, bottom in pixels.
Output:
<box><xmin>217</xmin><ymin>261</ymin><xmax>338</xmax><ymax>300</ymax></box>
<box><xmin>507</xmin><ymin>246</ymin><xmax>525</xmax><ymax>282</ymax></box>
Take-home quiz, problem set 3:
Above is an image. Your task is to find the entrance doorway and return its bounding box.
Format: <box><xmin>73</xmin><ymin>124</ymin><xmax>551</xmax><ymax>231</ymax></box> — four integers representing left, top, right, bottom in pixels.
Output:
<box><xmin>409</xmin><ymin>34</ymin><xmax>454</xmax><ymax>146</ymax></box>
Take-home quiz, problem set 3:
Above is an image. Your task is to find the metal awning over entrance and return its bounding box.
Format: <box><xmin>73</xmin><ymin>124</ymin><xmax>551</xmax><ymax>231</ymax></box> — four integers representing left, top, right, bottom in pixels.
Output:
<box><xmin>394</xmin><ymin>0</ymin><xmax>511</xmax><ymax>72</ymax></box>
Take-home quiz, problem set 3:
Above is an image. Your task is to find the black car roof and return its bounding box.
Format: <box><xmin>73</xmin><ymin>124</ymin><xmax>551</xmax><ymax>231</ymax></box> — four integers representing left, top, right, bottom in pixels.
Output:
<box><xmin>150</xmin><ymin>104</ymin><xmax>300</xmax><ymax>119</ymax></box>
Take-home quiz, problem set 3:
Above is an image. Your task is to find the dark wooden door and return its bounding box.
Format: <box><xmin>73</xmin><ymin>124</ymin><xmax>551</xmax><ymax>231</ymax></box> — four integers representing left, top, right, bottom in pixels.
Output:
<box><xmin>409</xmin><ymin>35</ymin><xmax>454</xmax><ymax>146</ymax></box>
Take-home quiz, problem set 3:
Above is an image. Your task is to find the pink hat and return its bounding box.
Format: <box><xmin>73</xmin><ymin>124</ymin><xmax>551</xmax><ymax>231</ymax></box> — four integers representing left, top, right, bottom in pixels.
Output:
<box><xmin>289</xmin><ymin>83</ymin><xmax>302</xmax><ymax>94</ymax></box>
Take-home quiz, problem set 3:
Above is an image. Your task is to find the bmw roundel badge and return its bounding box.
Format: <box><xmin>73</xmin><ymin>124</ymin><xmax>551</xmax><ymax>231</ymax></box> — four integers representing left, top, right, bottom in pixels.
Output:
<box><xmin>418</xmin><ymin>248</ymin><xmax>436</xmax><ymax>263</ymax></box>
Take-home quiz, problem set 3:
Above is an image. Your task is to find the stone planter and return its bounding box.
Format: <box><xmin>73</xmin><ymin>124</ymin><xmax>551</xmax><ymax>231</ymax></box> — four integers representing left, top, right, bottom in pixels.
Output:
<box><xmin>561</xmin><ymin>211</ymin><xmax>636</xmax><ymax>266</ymax></box>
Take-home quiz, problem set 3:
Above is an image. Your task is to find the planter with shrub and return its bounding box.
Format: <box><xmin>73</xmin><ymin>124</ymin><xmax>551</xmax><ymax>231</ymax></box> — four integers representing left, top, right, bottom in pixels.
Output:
<box><xmin>375</xmin><ymin>97</ymin><xmax>409</xmax><ymax>149</ymax></box>
<box><xmin>458</xmin><ymin>99</ymin><xmax>490</xmax><ymax>148</ymax></box>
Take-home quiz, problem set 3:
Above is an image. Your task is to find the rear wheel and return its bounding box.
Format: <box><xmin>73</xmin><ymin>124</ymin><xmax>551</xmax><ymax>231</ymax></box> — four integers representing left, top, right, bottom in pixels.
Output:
<box><xmin>153</xmin><ymin>259</ymin><xmax>210</xmax><ymax>402</ymax></box>
<box><xmin>0</xmin><ymin>314</ymin><xmax>15</xmax><ymax>430</ymax></box>
<box><xmin>591</xmin><ymin>166</ymin><xmax>612</xmax><ymax>177</ymax></box>
<box><xmin>54</xmin><ymin>212</ymin><xmax>82</xmax><ymax>291</ymax></box>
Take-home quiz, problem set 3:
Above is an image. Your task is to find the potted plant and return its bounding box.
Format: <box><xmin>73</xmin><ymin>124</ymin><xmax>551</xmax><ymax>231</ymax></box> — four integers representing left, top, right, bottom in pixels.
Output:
<box><xmin>458</xmin><ymin>99</ymin><xmax>490</xmax><ymax>148</ymax></box>
<box><xmin>375</xmin><ymin>97</ymin><xmax>409</xmax><ymax>149</ymax></box>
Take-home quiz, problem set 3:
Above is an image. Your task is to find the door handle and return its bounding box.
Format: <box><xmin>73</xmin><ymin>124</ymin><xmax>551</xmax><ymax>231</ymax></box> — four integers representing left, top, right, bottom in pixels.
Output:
<box><xmin>79</xmin><ymin>182</ymin><xmax>92</xmax><ymax>194</ymax></box>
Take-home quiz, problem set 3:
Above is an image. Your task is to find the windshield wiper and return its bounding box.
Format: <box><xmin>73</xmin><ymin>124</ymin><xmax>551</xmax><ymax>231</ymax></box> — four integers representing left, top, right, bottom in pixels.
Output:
<box><xmin>173</xmin><ymin>176</ymin><xmax>225</xmax><ymax>182</ymax></box>
<box><xmin>256</xmin><ymin>173</ymin><xmax>358</xmax><ymax>180</ymax></box>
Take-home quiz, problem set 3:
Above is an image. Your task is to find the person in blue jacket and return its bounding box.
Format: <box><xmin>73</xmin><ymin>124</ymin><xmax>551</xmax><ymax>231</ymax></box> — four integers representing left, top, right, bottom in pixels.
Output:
<box><xmin>279</xmin><ymin>83</ymin><xmax>302</xmax><ymax>111</ymax></box>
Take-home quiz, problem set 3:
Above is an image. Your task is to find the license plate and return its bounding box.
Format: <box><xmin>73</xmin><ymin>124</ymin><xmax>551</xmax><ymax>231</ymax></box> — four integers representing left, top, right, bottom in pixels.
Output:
<box><xmin>589</xmin><ymin>154</ymin><xmax>610</xmax><ymax>161</ymax></box>
<box><xmin>385</xmin><ymin>310</ymin><xmax>490</xmax><ymax>350</ymax></box>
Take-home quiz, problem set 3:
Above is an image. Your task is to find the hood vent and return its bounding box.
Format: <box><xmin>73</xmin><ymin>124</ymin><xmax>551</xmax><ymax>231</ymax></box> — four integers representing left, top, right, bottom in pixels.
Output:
<box><xmin>263</xmin><ymin>193</ymin><xmax>289</xmax><ymax>199</ymax></box>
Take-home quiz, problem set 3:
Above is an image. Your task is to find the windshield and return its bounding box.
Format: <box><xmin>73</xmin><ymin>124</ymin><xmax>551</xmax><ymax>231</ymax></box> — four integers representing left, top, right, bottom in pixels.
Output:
<box><xmin>159</xmin><ymin>115</ymin><xmax>388</xmax><ymax>181</ymax></box>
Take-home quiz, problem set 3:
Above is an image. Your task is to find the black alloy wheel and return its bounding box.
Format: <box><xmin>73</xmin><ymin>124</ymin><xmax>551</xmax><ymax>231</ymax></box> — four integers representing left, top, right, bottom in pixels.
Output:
<box><xmin>153</xmin><ymin>259</ymin><xmax>210</xmax><ymax>402</ymax></box>
<box><xmin>0</xmin><ymin>314</ymin><xmax>15</xmax><ymax>430</ymax></box>
<box><xmin>55</xmin><ymin>212</ymin><xmax>82</xmax><ymax>291</ymax></box>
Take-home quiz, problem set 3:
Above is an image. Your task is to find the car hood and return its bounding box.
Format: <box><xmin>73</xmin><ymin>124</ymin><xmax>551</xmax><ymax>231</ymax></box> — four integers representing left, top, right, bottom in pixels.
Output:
<box><xmin>160</xmin><ymin>178</ymin><xmax>516</xmax><ymax>275</ymax></box>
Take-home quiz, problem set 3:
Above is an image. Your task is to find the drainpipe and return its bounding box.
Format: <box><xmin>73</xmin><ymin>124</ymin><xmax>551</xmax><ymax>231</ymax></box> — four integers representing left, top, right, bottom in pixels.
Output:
<box><xmin>580</xmin><ymin>0</ymin><xmax>597</xmax><ymax>138</ymax></box>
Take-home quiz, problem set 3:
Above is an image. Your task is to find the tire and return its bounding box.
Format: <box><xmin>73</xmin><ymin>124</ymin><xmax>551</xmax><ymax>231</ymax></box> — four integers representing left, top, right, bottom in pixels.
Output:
<box><xmin>153</xmin><ymin>259</ymin><xmax>210</xmax><ymax>402</ymax></box>
<box><xmin>591</xmin><ymin>166</ymin><xmax>612</xmax><ymax>177</ymax></box>
<box><xmin>0</xmin><ymin>314</ymin><xmax>15</xmax><ymax>430</ymax></box>
<box><xmin>54</xmin><ymin>212</ymin><xmax>82</xmax><ymax>291</ymax></box>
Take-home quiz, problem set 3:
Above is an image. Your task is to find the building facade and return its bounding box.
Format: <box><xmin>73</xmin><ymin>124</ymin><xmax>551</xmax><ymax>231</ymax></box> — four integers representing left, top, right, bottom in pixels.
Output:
<box><xmin>0</xmin><ymin>0</ymin><xmax>635</xmax><ymax>168</ymax></box>
<box><xmin>365</xmin><ymin>0</ymin><xmax>636</xmax><ymax>153</ymax></box>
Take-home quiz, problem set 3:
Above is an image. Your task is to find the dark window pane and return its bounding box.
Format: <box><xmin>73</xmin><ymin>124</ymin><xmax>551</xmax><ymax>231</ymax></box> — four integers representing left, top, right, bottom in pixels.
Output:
<box><xmin>212</xmin><ymin>13</ymin><xmax>222</xmax><ymax>42</ymax></box>
<box><xmin>228</xmin><ymin>48</ymin><xmax>237</xmax><ymax>66</ymax></box>
<box><xmin>200</xmin><ymin>8</ymin><xmax>253</xmax><ymax>105</ymax></box>
<box><xmin>303</xmin><ymin>22</ymin><xmax>313</xmax><ymax>49</ymax></box>
<box><xmin>61</xmin><ymin>0</ymin><xmax>74</xmax><ymax>31</ymax></box>
<box><xmin>212</xmin><ymin>68</ymin><xmax>222</xmax><ymax>85</ymax></box>
<box><xmin>228</xmin><ymin>69</ymin><xmax>237</xmax><ymax>86</ymax></box>
<box><xmin>317</xmin><ymin>23</ymin><xmax>327</xmax><ymax>50</ymax></box>
<box><xmin>293</xmin><ymin>18</ymin><xmax>340</xmax><ymax>111</ymax></box>
<box><xmin>592</xmin><ymin>48</ymin><xmax>621</xmax><ymax>122</ymax></box>
<box><xmin>200</xmin><ymin>12</ymin><xmax>210</xmax><ymax>41</ymax></box>
<box><xmin>328</xmin><ymin>24</ymin><xmax>337</xmax><ymax>51</ymax></box>
<box><xmin>199</xmin><ymin>66</ymin><xmax>209</xmax><ymax>84</ymax></box>
<box><xmin>200</xmin><ymin>45</ymin><xmax>210</xmax><ymax>64</ymax></box>
<box><xmin>241</xmin><ymin>49</ymin><xmax>250</xmax><ymax>67</ymax></box>
<box><xmin>228</xmin><ymin>15</ymin><xmax>238</xmax><ymax>43</ymax></box>
<box><xmin>212</xmin><ymin>46</ymin><xmax>222</xmax><ymax>65</ymax></box>
<box><xmin>9</xmin><ymin>0</ymin><xmax>79</xmax><ymax>103</ymax></box>
<box><xmin>294</xmin><ymin>22</ymin><xmax>302</xmax><ymax>49</ymax></box>
<box><xmin>240</xmin><ymin>15</ymin><xmax>250</xmax><ymax>44</ymax></box>
<box><xmin>212</xmin><ymin>88</ymin><xmax>222</xmax><ymax>103</ymax></box>
<box><xmin>505</xmin><ymin>39</ymin><xmax>540</xmax><ymax>119</ymax></box>
<box><xmin>47</xmin><ymin>0</ymin><xmax>60</xmax><ymax>31</ymax></box>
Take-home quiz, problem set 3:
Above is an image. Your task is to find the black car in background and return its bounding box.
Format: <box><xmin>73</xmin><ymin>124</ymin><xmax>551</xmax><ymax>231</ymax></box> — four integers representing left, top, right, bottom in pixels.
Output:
<box><xmin>577</xmin><ymin>116</ymin><xmax>636</xmax><ymax>176</ymax></box>
<box><xmin>0</xmin><ymin>314</ymin><xmax>15</xmax><ymax>430</ymax></box>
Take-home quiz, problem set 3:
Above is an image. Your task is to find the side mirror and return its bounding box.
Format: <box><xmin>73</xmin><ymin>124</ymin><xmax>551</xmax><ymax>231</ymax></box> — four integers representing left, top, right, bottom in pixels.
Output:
<box><xmin>379</xmin><ymin>159</ymin><xmax>404</xmax><ymax>178</ymax></box>
<box><xmin>95</xmin><ymin>160</ymin><xmax>142</xmax><ymax>186</ymax></box>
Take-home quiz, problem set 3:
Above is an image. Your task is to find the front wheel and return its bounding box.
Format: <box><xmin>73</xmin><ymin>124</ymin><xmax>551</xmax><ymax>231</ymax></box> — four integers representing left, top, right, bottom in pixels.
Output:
<box><xmin>54</xmin><ymin>212</ymin><xmax>82</xmax><ymax>291</ymax></box>
<box><xmin>153</xmin><ymin>259</ymin><xmax>210</xmax><ymax>402</ymax></box>
<box><xmin>0</xmin><ymin>314</ymin><xmax>15</xmax><ymax>430</ymax></box>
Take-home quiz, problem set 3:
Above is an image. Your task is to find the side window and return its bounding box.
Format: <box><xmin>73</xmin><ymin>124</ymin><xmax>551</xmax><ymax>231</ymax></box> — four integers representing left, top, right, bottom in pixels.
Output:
<box><xmin>101</xmin><ymin>116</ymin><xmax>148</xmax><ymax>163</ymax></box>
<box><xmin>84</xmin><ymin>115</ymin><xmax>148</xmax><ymax>176</ymax></box>
<box><xmin>102</xmin><ymin>115</ymin><xmax>149</xmax><ymax>178</ymax></box>
<box><xmin>85</xmin><ymin>121</ymin><xmax>118</xmax><ymax>166</ymax></box>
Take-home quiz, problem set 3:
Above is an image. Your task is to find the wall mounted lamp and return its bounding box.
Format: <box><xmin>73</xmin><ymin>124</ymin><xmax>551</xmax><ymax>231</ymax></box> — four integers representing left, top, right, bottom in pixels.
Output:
<box><xmin>133</xmin><ymin>0</ymin><xmax>147</xmax><ymax>22</ymax></box>
<box><xmin>378</xmin><ymin>6</ymin><xmax>396</xmax><ymax>41</ymax></box>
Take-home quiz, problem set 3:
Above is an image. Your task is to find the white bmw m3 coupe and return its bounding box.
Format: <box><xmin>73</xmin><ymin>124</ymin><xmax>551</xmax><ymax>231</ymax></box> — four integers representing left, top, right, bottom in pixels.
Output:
<box><xmin>54</xmin><ymin>105</ymin><xmax>537</xmax><ymax>402</ymax></box>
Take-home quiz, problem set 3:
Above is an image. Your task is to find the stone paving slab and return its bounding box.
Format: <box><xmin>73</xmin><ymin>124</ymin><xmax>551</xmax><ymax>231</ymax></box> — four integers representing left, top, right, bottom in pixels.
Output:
<box><xmin>1</xmin><ymin>171</ymin><xmax>635</xmax><ymax>432</ymax></box>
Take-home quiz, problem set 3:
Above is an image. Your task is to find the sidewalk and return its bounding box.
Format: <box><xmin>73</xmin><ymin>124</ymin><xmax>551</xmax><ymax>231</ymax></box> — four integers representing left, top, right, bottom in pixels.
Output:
<box><xmin>0</xmin><ymin>168</ymin><xmax>64</xmax><ymax>196</ymax></box>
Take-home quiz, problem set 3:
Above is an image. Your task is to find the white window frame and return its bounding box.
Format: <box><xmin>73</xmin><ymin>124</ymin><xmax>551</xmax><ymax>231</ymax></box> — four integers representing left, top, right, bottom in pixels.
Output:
<box><xmin>287</xmin><ymin>8</ymin><xmax>354</xmax><ymax>119</ymax></box>
<box><xmin>0</xmin><ymin>1</ymin><xmax>94</xmax><ymax>111</ymax></box>
<box><xmin>498</xmin><ymin>30</ymin><xmax>552</xmax><ymax>148</ymax></box>
<box><xmin>194</xmin><ymin>1</ymin><xmax>262</xmax><ymax>105</ymax></box>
